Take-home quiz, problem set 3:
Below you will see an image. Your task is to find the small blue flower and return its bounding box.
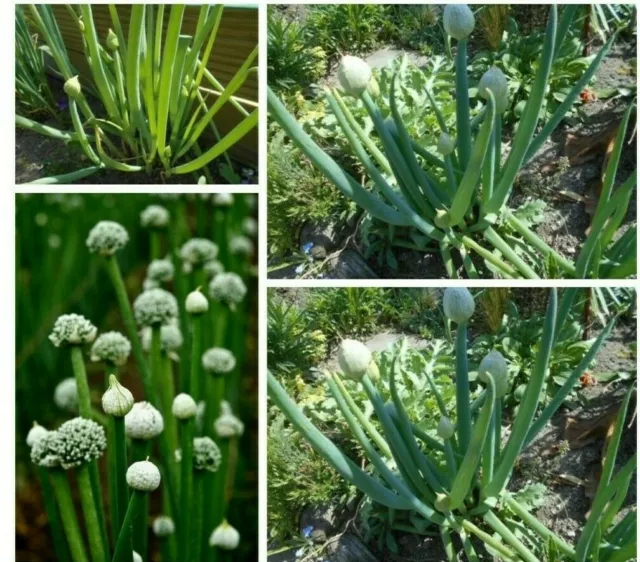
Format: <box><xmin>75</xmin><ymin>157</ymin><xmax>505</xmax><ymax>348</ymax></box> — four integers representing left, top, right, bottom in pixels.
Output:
<box><xmin>57</xmin><ymin>99</ymin><xmax>69</xmax><ymax>111</ymax></box>
<box><xmin>302</xmin><ymin>525</ymin><xmax>313</xmax><ymax>538</ymax></box>
<box><xmin>295</xmin><ymin>264</ymin><xmax>305</xmax><ymax>275</ymax></box>
<box><xmin>302</xmin><ymin>242</ymin><xmax>313</xmax><ymax>255</ymax></box>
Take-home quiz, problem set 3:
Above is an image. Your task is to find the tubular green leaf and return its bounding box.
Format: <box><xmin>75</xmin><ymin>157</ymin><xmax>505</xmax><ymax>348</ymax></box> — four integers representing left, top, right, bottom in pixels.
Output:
<box><xmin>455</xmin><ymin>39</ymin><xmax>471</xmax><ymax>168</ymax></box>
<box><xmin>454</xmin><ymin>322</ymin><xmax>472</xmax><ymax>454</ymax></box>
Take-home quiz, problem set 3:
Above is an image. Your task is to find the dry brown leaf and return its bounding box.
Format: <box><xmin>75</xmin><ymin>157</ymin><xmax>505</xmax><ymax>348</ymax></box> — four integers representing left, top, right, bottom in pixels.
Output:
<box><xmin>562</xmin><ymin>405</ymin><xmax>619</xmax><ymax>449</ymax></box>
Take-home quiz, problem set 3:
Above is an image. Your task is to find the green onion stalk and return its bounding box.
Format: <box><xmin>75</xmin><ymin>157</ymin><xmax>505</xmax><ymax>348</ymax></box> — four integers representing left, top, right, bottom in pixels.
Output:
<box><xmin>267</xmin><ymin>4</ymin><xmax>636</xmax><ymax>279</ymax></box>
<box><xmin>17</xmin><ymin>4</ymin><xmax>259</xmax><ymax>184</ymax></box>
<box><xmin>267</xmin><ymin>287</ymin><xmax>635</xmax><ymax>558</ymax></box>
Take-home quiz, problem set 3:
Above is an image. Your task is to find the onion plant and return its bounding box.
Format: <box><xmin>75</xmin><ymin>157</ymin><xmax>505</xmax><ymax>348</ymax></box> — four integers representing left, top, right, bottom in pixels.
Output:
<box><xmin>268</xmin><ymin>287</ymin><xmax>636</xmax><ymax>561</ymax></box>
<box><xmin>17</xmin><ymin>5</ymin><xmax>258</xmax><ymax>184</ymax></box>
<box><xmin>24</xmin><ymin>195</ymin><xmax>256</xmax><ymax>562</ymax></box>
<box><xmin>268</xmin><ymin>4</ymin><xmax>637</xmax><ymax>279</ymax></box>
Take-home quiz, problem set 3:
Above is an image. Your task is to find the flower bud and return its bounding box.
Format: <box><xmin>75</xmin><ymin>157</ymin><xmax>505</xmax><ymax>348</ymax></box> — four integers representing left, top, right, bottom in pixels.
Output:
<box><xmin>125</xmin><ymin>402</ymin><xmax>164</xmax><ymax>440</ymax></box>
<box><xmin>106</xmin><ymin>29</ymin><xmax>119</xmax><ymax>51</ymax></box>
<box><xmin>367</xmin><ymin>76</ymin><xmax>380</xmax><ymax>98</ymax></box>
<box><xmin>172</xmin><ymin>393</ymin><xmax>197</xmax><ymax>420</ymax></box>
<box><xmin>102</xmin><ymin>375</ymin><xmax>134</xmax><ymax>417</ymax></box>
<box><xmin>443</xmin><ymin>5</ymin><xmax>475</xmax><ymax>41</ymax></box>
<box><xmin>478</xmin><ymin>66</ymin><xmax>508</xmax><ymax>102</ymax></box>
<box><xmin>186</xmin><ymin>290</ymin><xmax>209</xmax><ymax>315</ymax></box>
<box><xmin>209</xmin><ymin>520</ymin><xmax>240</xmax><ymax>550</ymax></box>
<box><xmin>153</xmin><ymin>516</ymin><xmax>175</xmax><ymax>537</ymax></box>
<box><xmin>442</xmin><ymin>288</ymin><xmax>475</xmax><ymax>324</ymax></box>
<box><xmin>337</xmin><ymin>339</ymin><xmax>372</xmax><ymax>380</ymax></box>
<box><xmin>337</xmin><ymin>56</ymin><xmax>372</xmax><ymax>96</ymax></box>
<box><xmin>202</xmin><ymin>348</ymin><xmax>236</xmax><ymax>374</ymax></box>
<box><xmin>126</xmin><ymin>460</ymin><xmax>161</xmax><ymax>492</ymax></box>
<box><xmin>77</xmin><ymin>18</ymin><xmax>85</xmax><ymax>33</ymax></box>
<box><xmin>54</xmin><ymin>377</ymin><xmax>78</xmax><ymax>413</ymax></box>
<box><xmin>437</xmin><ymin>416</ymin><xmax>455</xmax><ymax>440</ymax></box>
<box><xmin>133</xmin><ymin>552</ymin><xmax>142</xmax><ymax>562</ymax></box>
<box><xmin>64</xmin><ymin>76</ymin><xmax>82</xmax><ymax>100</ymax></box>
<box><xmin>437</xmin><ymin>132</ymin><xmax>455</xmax><ymax>156</ymax></box>
<box><xmin>478</xmin><ymin>351</ymin><xmax>507</xmax><ymax>383</ymax></box>
<box><xmin>213</xmin><ymin>193</ymin><xmax>234</xmax><ymax>206</ymax></box>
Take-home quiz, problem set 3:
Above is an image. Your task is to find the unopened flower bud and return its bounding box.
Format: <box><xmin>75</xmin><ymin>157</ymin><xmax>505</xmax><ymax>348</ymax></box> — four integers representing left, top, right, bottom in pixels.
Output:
<box><xmin>186</xmin><ymin>290</ymin><xmax>209</xmax><ymax>315</ymax></box>
<box><xmin>209</xmin><ymin>520</ymin><xmax>240</xmax><ymax>550</ymax></box>
<box><xmin>127</xmin><ymin>460</ymin><xmax>161</xmax><ymax>491</ymax></box>
<box><xmin>437</xmin><ymin>416</ymin><xmax>455</xmax><ymax>440</ymax></box>
<box><xmin>64</xmin><ymin>76</ymin><xmax>82</xmax><ymax>99</ymax></box>
<box><xmin>437</xmin><ymin>133</ymin><xmax>455</xmax><ymax>156</ymax></box>
<box><xmin>102</xmin><ymin>375</ymin><xmax>134</xmax><ymax>417</ymax></box>
<box><xmin>172</xmin><ymin>393</ymin><xmax>197</xmax><ymax>420</ymax></box>
<box><xmin>442</xmin><ymin>288</ymin><xmax>475</xmax><ymax>324</ymax></box>
<box><xmin>337</xmin><ymin>339</ymin><xmax>372</xmax><ymax>380</ymax></box>
<box><xmin>443</xmin><ymin>5</ymin><xmax>475</xmax><ymax>41</ymax></box>
<box><xmin>337</xmin><ymin>56</ymin><xmax>372</xmax><ymax>96</ymax></box>
<box><xmin>106</xmin><ymin>29</ymin><xmax>119</xmax><ymax>51</ymax></box>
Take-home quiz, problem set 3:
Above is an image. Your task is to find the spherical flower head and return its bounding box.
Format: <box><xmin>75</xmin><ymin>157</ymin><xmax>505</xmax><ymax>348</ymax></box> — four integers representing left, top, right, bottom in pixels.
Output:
<box><xmin>180</xmin><ymin>238</ymin><xmax>219</xmax><ymax>266</ymax></box>
<box><xmin>140</xmin><ymin>205</ymin><xmax>170</xmax><ymax>229</ymax></box>
<box><xmin>443</xmin><ymin>4</ymin><xmax>475</xmax><ymax>40</ymax></box>
<box><xmin>172</xmin><ymin>393</ymin><xmax>197</xmax><ymax>420</ymax></box>
<box><xmin>209</xmin><ymin>520</ymin><xmax>240</xmax><ymax>550</ymax></box>
<box><xmin>186</xmin><ymin>290</ymin><xmax>209</xmax><ymax>315</ymax></box>
<box><xmin>54</xmin><ymin>378</ymin><xmax>78</xmax><ymax>413</ymax></box>
<box><xmin>243</xmin><ymin>217</ymin><xmax>258</xmax><ymax>237</ymax></box>
<box><xmin>337</xmin><ymin>55</ymin><xmax>372</xmax><ymax>96</ymax></box>
<box><xmin>134</xmin><ymin>288</ymin><xmax>178</xmax><ymax>327</ymax></box>
<box><xmin>126</xmin><ymin>460</ymin><xmax>161</xmax><ymax>491</ymax></box>
<box><xmin>213</xmin><ymin>193</ymin><xmax>234</xmax><ymax>207</ymax></box>
<box><xmin>49</xmin><ymin>314</ymin><xmax>97</xmax><ymax>347</ymax></box>
<box><xmin>147</xmin><ymin>259</ymin><xmax>174</xmax><ymax>283</ymax></box>
<box><xmin>229</xmin><ymin>235</ymin><xmax>254</xmax><ymax>257</ymax></box>
<box><xmin>193</xmin><ymin>436</ymin><xmax>222</xmax><ymax>472</ymax></box>
<box><xmin>27</xmin><ymin>422</ymin><xmax>49</xmax><ymax>448</ymax></box>
<box><xmin>209</xmin><ymin>273</ymin><xmax>247</xmax><ymax>308</ymax></box>
<box><xmin>153</xmin><ymin>516</ymin><xmax>175</xmax><ymax>537</ymax></box>
<box><xmin>214</xmin><ymin>404</ymin><xmax>244</xmax><ymax>439</ymax></box>
<box><xmin>202</xmin><ymin>348</ymin><xmax>236</xmax><ymax>375</ymax></box>
<box><xmin>125</xmin><ymin>402</ymin><xmax>164</xmax><ymax>440</ymax></box>
<box><xmin>204</xmin><ymin>260</ymin><xmax>225</xmax><ymax>280</ymax></box>
<box><xmin>479</xmin><ymin>66</ymin><xmax>508</xmax><ymax>102</ymax></box>
<box><xmin>102</xmin><ymin>375</ymin><xmax>134</xmax><ymax>417</ymax></box>
<box><xmin>141</xmin><ymin>323</ymin><xmax>183</xmax><ymax>355</ymax></box>
<box><xmin>64</xmin><ymin>75</ymin><xmax>82</xmax><ymax>99</ymax></box>
<box><xmin>30</xmin><ymin>430</ymin><xmax>61</xmax><ymax>468</ymax></box>
<box><xmin>338</xmin><ymin>339</ymin><xmax>372</xmax><ymax>380</ymax></box>
<box><xmin>86</xmin><ymin>221</ymin><xmax>129</xmax><ymax>256</ymax></box>
<box><xmin>478</xmin><ymin>350</ymin><xmax>507</xmax><ymax>382</ymax></box>
<box><xmin>437</xmin><ymin>416</ymin><xmax>455</xmax><ymax>440</ymax></box>
<box><xmin>53</xmin><ymin>417</ymin><xmax>107</xmax><ymax>469</ymax></box>
<box><xmin>90</xmin><ymin>331</ymin><xmax>131</xmax><ymax>366</ymax></box>
<box><xmin>442</xmin><ymin>288</ymin><xmax>475</xmax><ymax>324</ymax></box>
<box><xmin>437</xmin><ymin>133</ymin><xmax>455</xmax><ymax>156</ymax></box>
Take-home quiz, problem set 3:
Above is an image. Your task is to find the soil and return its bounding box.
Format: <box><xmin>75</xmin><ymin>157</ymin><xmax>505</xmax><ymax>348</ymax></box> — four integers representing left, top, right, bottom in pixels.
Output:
<box><xmin>278</xmin><ymin>317</ymin><xmax>637</xmax><ymax>561</ymax></box>
<box><xmin>15</xmin><ymin>78</ymin><xmax>258</xmax><ymax>185</ymax></box>
<box><xmin>270</xmin><ymin>37</ymin><xmax>637</xmax><ymax>279</ymax></box>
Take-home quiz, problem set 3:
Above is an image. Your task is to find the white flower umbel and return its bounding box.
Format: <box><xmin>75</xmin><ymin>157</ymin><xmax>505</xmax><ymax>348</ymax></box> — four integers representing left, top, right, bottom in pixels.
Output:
<box><xmin>53</xmin><ymin>417</ymin><xmax>107</xmax><ymax>470</ymax></box>
<box><xmin>243</xmin><ymin>217</ymin><xmax>258</xmax><ymax>237</ymax></box>
<box><xmin>437</xmin><ymin>133</ymin><xmax>455</xmax><ymax>156</ymax></box>
<box><xmin>214</xmin><ymin>402</ymin><xmax>244</xmax><ymax>438</ymax></box>
<box><xmin>86</xmin><ymin>221</ymin><xmax>129</xmax><ymax>256</ymax></box>
<box><xmin>193</xmin><ymin>437</ymin><xmax>222</xmax><ymax>472</ymax></box>
<box><xmin>140</xmin><ymin>205</ymin><xmax>170</xmax><ymax>229</ymax></box>
<box><xmin>49</xmin><ymin>314</ymin><xmax>97</xmax><ymax>347</ymax></box>
<box><xmin>203</xmin><ymin>260</ymin><xmax>225</xmax><ymax>280</ymax></box>
<box><xmin>125</xmin><ymin>402</ymin><xmax>164</xmax><ymax>440</ymax></box>
<box><xmin>152</xmin><ymin>516</ymin><xmax>175</xmax><ymax>537</ymax></box>
<box><xmin>202</xmin><ymin>348</ymin><xmax>236</xmax><ymax>375</ymax></box>
<box><xmin>229</xmin><ymin>235</ymin><xmax>254</xmax><ymax>257</ymax></box>
<box><xmin>337</xmin><ymin>339</ymin><xmax>372</xmax><ymax>380</ymax></box>
<box><xmin>209</xmin><ymin>520</ymin><xmax>240</xmax><ymax>550</ymax></box>
<box><xmin>54</xmin><ymin>378</ymin><xmax>78</xmax><ymax>413</ymax></box>
<box><xmin>172</xmin><ymin>393</ymin><xmax>197</xmax><ymax>420</ymax></box>
<box><xmin>127</xmin><ymin>460</ymin><xmax>161</xmax><ymax>491</ymax></box>
<box><xmin>180</xmin><ymin>238</ymin><xmax>219</xmax><ymax>266</ymax></box>
<box><xmin>442</xmin><ymin>288</ymin><xmax>475</xmax><ymax>324</ymax></box>
<box><xmin>147</xmin><ymin>259</ymin><xmax>175</xmax><ymax>283</ymax></box>
<box><xmin>133</xmin><ymin>288</ymin><xmax>178</xmax><ymax>327</ymax></box>
<box><xmin>209</xmin><ymin>273</ymin><xmax>247</xmax><ymax>308</ymax></box>
<box><xmin>26</xmin><ymin>422</ymin><xmax>49</xmax><ymax>448</ymax></box>
<box><xmin>90</xmin><ymin>331</ymin><xmax>131</xmax><ymax>366</ymax></box>
<box><xmin>213</xmin><ymin>193</ymin><xmax>234</xmax><ymax>207</ymax></box>
<box><xmin>186</xmin><ymin>290</ymin><xmax>209</xmax><ymax>315</ymax></box>
<box><xmin>30</xmin><ymin>430</ymin><xmax>62</xmax><ymax>468</ymax></box>
<box><xmin>478</xmin><ymin>66</ymin><xmax>508</xmax><ymax>102</ymax></box>
<box><xmin>443</xmin><ymin>4</ymin><xmax>475</xmax><ymax>40</ymax></box>
<box><xmin>337</xmin><ymin>55</ymin><xmax>372</xmax><ymax>96</ymax></box>
<box><xmin>102</xmin><ymin>375</ymin><xmax>135</xmax><ymax>417</ymax></box>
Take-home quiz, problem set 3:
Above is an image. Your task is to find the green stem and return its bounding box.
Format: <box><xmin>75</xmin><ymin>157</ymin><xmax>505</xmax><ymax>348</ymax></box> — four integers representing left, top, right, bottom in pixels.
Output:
<box><xmin>483</xmin><ymin>510</ymin><xmax>539</xmax><ymax>562</ymax></box>
<box><xmin>189</xmin><ymin>315</ymin><xmax>202</xmax><ymax>400</ymax></box>
<box><xmin>76</xmin><ymin>465</ymin><xmax>108</xmax><ymax>562</ymax></box>
<box><xmin>104</xmin><ymin>255</ymin><xmax>155</xmax><ymax>404</ymax></box>
<box><xmin>210</xmin><ymin>439</ymin><xmax>230</xmax><ymax>542</ymax></box>
<box><xmin>49</xmin><ymin>469</ymin><xmax>88</xmax><ymax>562</ymax></box>
<box><xmin>150</xmin><ymin>230</ymin><xmax>161</xmax><ymax>260</ymax></box>
<box><xmin>69</xmin><ymin>346</ymin><xmax>91</xmax><ymax>418</ymax></box>
<box><xmin>37</xmin><ymin>466</ymin><xmax>71</xmax><ymax>562</ymax></box>
<box><xmin>454</xmin><ymin>323</ymin><xmax>471</xmax><ymax>454</ymax></box>
<box><xmin>179</xmin><ymin>419</ymin><xmax>195</xmax><ymax>561</ymax></box>
<box><xmin>112</xmin><ymin>491</ymin><xmax>145</xmax><ymax>562</ymax></box>
<box><xmin>191</xmin><ymin>473</ymin><xmax>205</xmax><ymax>562</ymax></box>
<box><xmin>131</xmin><ymin>440</ymin><xmax>151</xmax><ymax>558</ymax></box>
<box><xmin>114</xmin><ymin>417</ymin><xmax>129</xmax><ymax>538</ymax></box>
<box><xmin>105</xmin><ymin>365</ymin><xmax>119</xmax><ymax>545</ymax></box>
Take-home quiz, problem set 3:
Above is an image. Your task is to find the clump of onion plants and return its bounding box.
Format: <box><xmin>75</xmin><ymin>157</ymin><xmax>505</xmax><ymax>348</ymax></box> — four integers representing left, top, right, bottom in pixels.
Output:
<box><xmin>25</xmin><ymin>195</ymin><xmax>256</xmax><ymax>562</ymax></box>
<box><xmin>16</xmin><ymin>5</ymin><xmax>258</xmax><ymax>184</ymax></box>
<box><xmin>268</xmin><ymin>4</ymin><xmax>636</xmax><ymax>279</ymax></box>
<box><xmin>268</xmin><ymin>287</ymin><xmax>636</xmax><ymax>560</ymax></box>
